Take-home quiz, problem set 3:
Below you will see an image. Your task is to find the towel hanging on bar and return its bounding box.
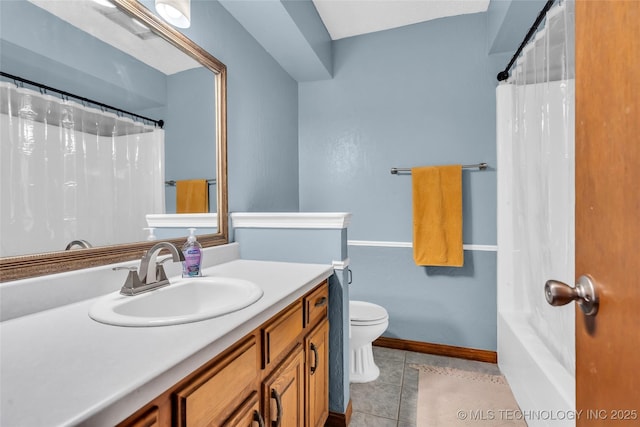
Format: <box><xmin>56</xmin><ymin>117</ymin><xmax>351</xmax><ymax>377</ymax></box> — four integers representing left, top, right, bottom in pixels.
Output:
<box><xmin>412</xmin><ymin>165</ymin><xmax>464</xmax><ymax>267</ymax></box>
<box><xmin>176</xmin><ymin>179</ymin><xmax>209</xmax><ymax>213</ymax></box>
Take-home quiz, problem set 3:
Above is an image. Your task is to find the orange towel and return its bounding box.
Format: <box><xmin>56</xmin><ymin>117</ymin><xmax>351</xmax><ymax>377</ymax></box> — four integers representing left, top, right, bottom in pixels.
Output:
<box><xmin>412</xmin><ymin>165</ymin><xmax>463</xmax><ymax>267</ymax></box>
<box><xmin>176</xmin><ymin>179</ymin><xmax>209</xmax><ymax>213</ymax></box>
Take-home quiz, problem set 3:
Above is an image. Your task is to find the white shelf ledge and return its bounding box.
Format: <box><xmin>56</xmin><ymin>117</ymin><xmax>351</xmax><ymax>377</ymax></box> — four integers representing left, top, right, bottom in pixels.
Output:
<box><xmin>230</xmin><ymin>212</ymin><xmax>352</xmax><ymax>229</ymax></box>
<box><xmin>146</xmin><ymin>213</ymin><xmax>218</xmax><ymax>228</ymax></box>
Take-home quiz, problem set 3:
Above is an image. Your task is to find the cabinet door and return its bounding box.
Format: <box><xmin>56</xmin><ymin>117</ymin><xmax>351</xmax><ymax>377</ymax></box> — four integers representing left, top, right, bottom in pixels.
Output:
<box><xmin>303</xmin><ymin>281</ymin><xmax>328</xmax><ymax>328</ymax></box>
<box><xmin>262</xmin><ymin>344</ymin><xmax>305</xmax><ymax>427</ymax></box>
<box><xmin>305</xmin><ymin>318</ymin><xmax>329</xmax><ymax>427</ymax></box>
<box><xmin>174</xmin><ymin>337</ymin><xmax>258</xmax><ymax>427</ymax></box>
<box><xmin>262</xmin><ymin>302</ymin><xmax>303</xmax><ymax>369</ymax></box>
<box><xmin>222</xmin><ymin>392</ymin><xmax>264</xmax><ymax>427</ymax></box>
<box><xmin>119</xmin><ymin>406</ymin><xmax>161</xmax><ymax>427</ymax></box>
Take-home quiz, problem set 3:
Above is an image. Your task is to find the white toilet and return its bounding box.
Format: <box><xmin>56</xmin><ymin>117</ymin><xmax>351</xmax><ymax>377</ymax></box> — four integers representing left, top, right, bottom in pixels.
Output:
<box><xmin>349</xmin><ymin>300</ymin><xmax>389</xmax><ymax>383</ymax></box>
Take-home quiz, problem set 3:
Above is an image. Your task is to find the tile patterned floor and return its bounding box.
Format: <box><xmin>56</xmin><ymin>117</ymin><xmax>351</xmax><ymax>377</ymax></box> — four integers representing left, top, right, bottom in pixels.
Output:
<box><xmin>349</xmin><ymin>346</ymin><xmax>502</xmax><ymax>427</ymax></box>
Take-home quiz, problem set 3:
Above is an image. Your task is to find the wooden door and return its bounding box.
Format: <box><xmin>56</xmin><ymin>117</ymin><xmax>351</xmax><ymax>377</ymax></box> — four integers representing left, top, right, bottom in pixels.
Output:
<box><xmin>306</xmin><ymin>318</ymin><xmax>329</xmax><ymax>427</ymax></box>
<box><xmin>263</xmin><ymin>345</ymin><xmax>305</xmax><ymax>427</ymax></box>
<box><xmin>575</xmin><ymin>0</ymin><xmax>640</xmax><ymax>424</ymax></box>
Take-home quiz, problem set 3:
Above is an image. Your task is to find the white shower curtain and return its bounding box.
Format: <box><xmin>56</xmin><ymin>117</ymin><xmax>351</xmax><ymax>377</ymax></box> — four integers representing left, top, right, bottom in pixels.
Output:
<box><xmin>497</xmin><ymin>1</ymin><xmax>575</xmax><ymax>425</ymax></box>
<box><xmin>0</xmin><ymin>82</ymin><xmax>165</xmax><ymax>257</ymax></box>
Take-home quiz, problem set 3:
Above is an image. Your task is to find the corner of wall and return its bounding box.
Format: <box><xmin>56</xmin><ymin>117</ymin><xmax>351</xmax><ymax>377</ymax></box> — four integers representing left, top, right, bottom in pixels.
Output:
<box><xmin>487</xmin><ymin>0</ymin><xmax>547</xmax><ymax>55</ymax></box>
<box><xmin>219</xmin><ymin>0</ymin><xmax>332</xmax><ymax>81</ymax></box>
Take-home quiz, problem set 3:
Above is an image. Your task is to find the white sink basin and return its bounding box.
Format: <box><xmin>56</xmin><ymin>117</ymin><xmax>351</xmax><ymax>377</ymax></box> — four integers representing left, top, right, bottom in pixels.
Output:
<box><xmin>89</xmin><ymin>277</ymin><xmax>264</xmax><ymax>327</ymax></box>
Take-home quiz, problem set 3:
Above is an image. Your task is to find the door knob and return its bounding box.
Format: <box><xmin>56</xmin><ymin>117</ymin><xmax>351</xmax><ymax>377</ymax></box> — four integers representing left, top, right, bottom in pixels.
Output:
<box><xmin>545</xmin><ymin>275</ymin><xmax>599</xmax><ymax>316</ymax></box>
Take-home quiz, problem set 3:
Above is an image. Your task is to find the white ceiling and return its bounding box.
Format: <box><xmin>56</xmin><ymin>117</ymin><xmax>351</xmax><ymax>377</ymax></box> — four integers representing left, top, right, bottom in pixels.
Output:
<box><xmin>28</xmin><ymin>0</ymin><xmax>200</xmax><ymax>75</ymax></box>
<box><xmin>312</xmin><ymin>0</ymin><xmax>491</xmax><ymax>40</ymax></box>
<box><xmin>29</xmin><ymin>0</ymin><xmax>492</xmax><ymax>79</ymax></box>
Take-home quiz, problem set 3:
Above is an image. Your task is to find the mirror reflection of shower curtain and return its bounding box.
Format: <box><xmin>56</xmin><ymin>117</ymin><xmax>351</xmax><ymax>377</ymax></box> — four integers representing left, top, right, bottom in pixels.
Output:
<box><xmin>0</xmin><ymin>82</ymin><xmax>165</xmax><ymax>257</ymax></box>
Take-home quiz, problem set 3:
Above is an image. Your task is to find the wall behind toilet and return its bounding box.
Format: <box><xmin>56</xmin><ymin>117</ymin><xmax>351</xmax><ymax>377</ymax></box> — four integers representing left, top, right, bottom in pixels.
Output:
<box><xmin>299</xmin><ymin>12</ymin><xmax>510</xmax><ymax>351</ymax></box>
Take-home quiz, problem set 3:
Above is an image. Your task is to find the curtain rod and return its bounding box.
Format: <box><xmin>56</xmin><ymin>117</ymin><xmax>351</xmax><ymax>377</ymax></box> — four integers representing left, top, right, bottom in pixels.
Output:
<box><xmin>165</xmin><ymin>179</ymin><xmax>216</xmax><ymax>186</ymax></box>
<box><xmin>496</xmin><ymin>0</ymin><xmax>556</xmax><ymax>82</ymax></box>
<box><xmin>390</xmin><ymin>163</ymin><xmax>488</xmax><ymax>174</ymax></box>
<box><xmin>0</xmin><ymin>71</ymin><xmax>164</xmax><ymax>128</ymax></box>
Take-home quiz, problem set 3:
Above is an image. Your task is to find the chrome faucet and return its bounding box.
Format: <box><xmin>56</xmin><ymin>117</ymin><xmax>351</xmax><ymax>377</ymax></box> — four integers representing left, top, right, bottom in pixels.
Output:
<box><xmin>116</xmin><ymin>242</ymin><xmax>185</xmax><ymax>296</ymax></box>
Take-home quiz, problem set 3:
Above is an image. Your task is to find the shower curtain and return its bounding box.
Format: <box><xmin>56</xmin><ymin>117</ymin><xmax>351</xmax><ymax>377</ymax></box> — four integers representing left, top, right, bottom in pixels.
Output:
<box><xmin>497</xmin><ymin>1</ymin><xmax>575</xmax><ymax>425</ymax></box>
<box><xmin>0</xmin><ymin>82</ymin><xmax>165</xmax><ymax>257</ymax></box>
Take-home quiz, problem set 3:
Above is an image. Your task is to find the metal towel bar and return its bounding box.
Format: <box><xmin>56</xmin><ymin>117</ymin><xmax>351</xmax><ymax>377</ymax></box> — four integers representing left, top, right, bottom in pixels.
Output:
<box><xmin>390</xmin><ymin>163</ymin><xmax>488</xmax><ymax>174</ymax></box>
<box><xmin>165</xmin><ymin>179</ymin><xmax>216</xmax><ymax>186</ymax></box>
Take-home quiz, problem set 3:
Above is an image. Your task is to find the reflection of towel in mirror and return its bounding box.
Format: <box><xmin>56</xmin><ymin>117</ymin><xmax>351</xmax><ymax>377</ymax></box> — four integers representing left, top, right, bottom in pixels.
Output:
<box><xmin>176</xmin><ymin>179</ymin><xmax>209</xmax><ymax>213</ymax></box>
<box><xmin>411</xmin><ymin>165</ymin><xmax>463</xmax><ymax>267</ymax></box>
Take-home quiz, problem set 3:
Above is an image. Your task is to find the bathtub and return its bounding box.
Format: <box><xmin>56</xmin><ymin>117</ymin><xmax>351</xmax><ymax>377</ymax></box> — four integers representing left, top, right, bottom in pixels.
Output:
<box><xmin>498</xmin><ymin>312</ymin><xmax>575</xmax><ymax>427</ymax></box>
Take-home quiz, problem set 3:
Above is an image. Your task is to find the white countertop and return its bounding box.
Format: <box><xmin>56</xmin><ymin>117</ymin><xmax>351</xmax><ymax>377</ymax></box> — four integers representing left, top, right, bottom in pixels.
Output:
<box><xmin>0</xmin><ymin>259</ymin><xmax>333</xmax><ymax>426</ymax></box>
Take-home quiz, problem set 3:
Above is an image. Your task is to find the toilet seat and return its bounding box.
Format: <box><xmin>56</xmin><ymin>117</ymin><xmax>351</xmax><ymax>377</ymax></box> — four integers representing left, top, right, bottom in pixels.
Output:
<box><xmin>350</xmin><ymin>301</ymin><xmax>388</xmax><ymax>325</ymax></box>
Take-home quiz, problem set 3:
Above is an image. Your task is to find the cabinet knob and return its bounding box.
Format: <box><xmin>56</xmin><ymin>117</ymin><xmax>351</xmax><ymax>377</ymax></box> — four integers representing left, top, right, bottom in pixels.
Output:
<box><xmin>314</xmin><ymin>297</ymin><xmax>327</xmax><ymax>308</ymax></box>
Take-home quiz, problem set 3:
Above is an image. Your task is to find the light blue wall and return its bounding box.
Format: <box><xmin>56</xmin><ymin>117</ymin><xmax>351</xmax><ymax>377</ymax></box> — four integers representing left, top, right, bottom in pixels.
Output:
<box><xmin>138</xmin><ymin>0</ymin><xmax>301</xmax><ymax>212</ymax></box>
<box><xmin>299</xmin><ymin>14</ymin><xmax>501</xmax><ymax>244</ymax></box>
<box><xmin>219</xmin><ymin>0</ymin><xmax>332</xmax><ymax>81</ymax></box>
<box><xmin>487</xmin><ymin>0</ymin><xmax>547</xmax><ymax>54</ymax></box>
<box><xmin>280</xmin><ymin>0</ymin><xmax>333</xmax><ymax>78</ymax></box>
<box><xmin>163</xmin><ymin>68</ymin><xmax>217</xmax><ymax>213</ymax></box>
<box><xmin>236</xmin><ymin>228</ymin><xmax>346</xmax><ymax>263</ymax></box>
<box><xmin>487</xmin><ymin>0</ymin><xmax>512</xmax><ymax>52</ymax></box>
<box><xmin>299</xmin><ymin>13</ymin><xmax>511</xmax><ymax>351</ymax></box>
<box><xmin>349</xmin><ymin>246</ymin><xmax>497</xmax><ymax>349</ymax></box>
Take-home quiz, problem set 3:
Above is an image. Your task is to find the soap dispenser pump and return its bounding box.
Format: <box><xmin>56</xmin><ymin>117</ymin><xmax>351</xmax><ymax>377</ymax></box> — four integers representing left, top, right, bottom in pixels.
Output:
<box><xmin>143</xmin><ymin>227</ymin><xmax>157</xmax><ymax>241</ymax></box>
<box><xmin>182</xmin><ymin>228</ymin><xmax>202</xmax><ymax>277</ymax></box>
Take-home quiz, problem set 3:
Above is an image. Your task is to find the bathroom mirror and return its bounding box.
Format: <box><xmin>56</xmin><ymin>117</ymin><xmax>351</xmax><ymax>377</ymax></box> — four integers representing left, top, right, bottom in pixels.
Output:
<box><xmin>0</xmin><ymin>0</ymin><xmax>227</xmax><ymax>281</ymax></box>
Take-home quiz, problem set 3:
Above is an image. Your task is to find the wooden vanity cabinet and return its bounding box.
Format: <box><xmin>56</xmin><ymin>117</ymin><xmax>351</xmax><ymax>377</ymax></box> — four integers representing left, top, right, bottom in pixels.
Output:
<box><xmin>303</xmin><ymin>283</ymin><xmax>328</xmax><ymax>328</ymax></box>
<box><xmin>124</xmin><ymin>406</ymin><xmax>161</xmax><ymax>427</ymax></box>
<box><xmin>303</xmin><ymin>280</ymin><xmax>330</xmax><ymax>427</ymax></box>
<box><xmin>174</xmin><ymin>337</ymin><xmax>259</xmax><ymax>426</ymax></box>
<box><xmin>221</xmin><ymin>392</ymin><xmax>262</xmax><ymax>427</ymax></box>
<box><xmin>259</xmin><ymin>280</ymin><xmax>329</xmax><ymax>427</ymax></box>
<box><xmin>262</xmin><ymin>344</ymin><xmax>305</xmax><ymax>427</ymax></box>
<box><xmin>262</xmin><ymin>302</ymin><xmax>304</xmax><ymax>369</ymax></box>
<box><xmin>305</xmin><ymin>318</ymin><xmax>329</xmax><ymax>427</ymax></box>
<box><xmin>118</xmin><ymin>280</ymin><xmax>329</xmax><ymax>427</ymax></box>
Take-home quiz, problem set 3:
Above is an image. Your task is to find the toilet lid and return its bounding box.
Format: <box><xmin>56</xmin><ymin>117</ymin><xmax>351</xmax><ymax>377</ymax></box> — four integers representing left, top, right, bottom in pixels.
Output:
<box><xmin>350</xmin><ymin>301</ymin><xmax>388</xmax><ymax>323</ymax></box>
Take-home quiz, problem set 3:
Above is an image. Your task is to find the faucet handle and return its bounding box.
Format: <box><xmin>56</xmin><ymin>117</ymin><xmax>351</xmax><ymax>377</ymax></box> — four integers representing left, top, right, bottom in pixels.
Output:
<box><xmin>155</xmin><ymin>264</ymin><xmax>169</xmax><ymax>283</ymax></box>
<box><xmin>117</xmin><ymin>269</ymin><xmax>145</xmax><ymax>296</ymax></box>
<box><xmin>154</xmin><ymin>256</ymin><xmax>180</xmax><ymax>282</ymax></box>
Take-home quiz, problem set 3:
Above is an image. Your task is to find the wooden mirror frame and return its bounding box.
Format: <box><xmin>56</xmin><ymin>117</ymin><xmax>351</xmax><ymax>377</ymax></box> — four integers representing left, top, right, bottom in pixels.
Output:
<box><xmin>0</xmin><ymin>0</ymin><xmax>228</xmax><ymax>282</ymax></box>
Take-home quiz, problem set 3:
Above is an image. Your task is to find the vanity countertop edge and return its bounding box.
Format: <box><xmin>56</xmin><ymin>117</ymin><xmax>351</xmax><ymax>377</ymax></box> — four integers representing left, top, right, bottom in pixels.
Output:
<box><xmin>0</xmin><ymin>258</ymin><xmax>334</xmax><ymax>427</ymax></box>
